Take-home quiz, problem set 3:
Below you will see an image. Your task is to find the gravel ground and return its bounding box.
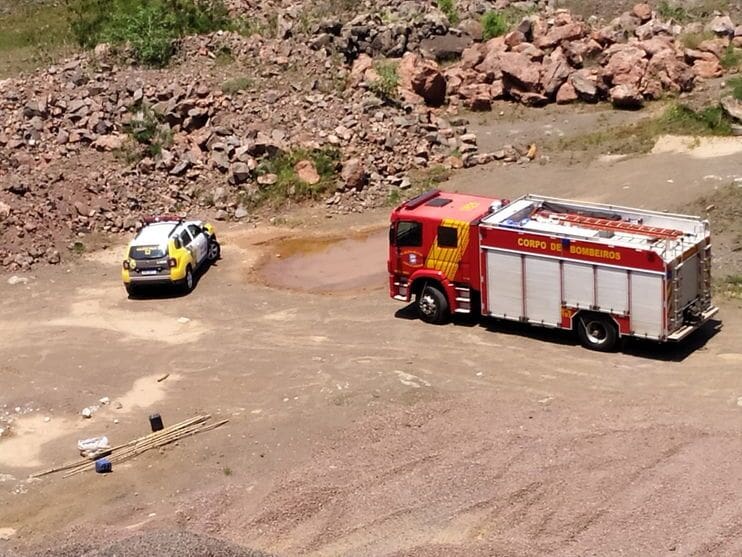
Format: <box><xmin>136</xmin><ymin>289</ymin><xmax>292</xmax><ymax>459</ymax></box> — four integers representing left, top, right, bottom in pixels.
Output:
<box><xmin>14</xmin><ymin>530</ymin><xmax>273</xmax><ymax>557</ymax></box>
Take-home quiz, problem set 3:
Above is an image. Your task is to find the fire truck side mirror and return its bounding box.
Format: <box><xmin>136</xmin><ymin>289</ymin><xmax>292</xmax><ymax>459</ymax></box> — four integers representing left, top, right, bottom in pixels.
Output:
<box><xmin>389</xmin><ymin>224</ymin><xmax>396</xmax><ymax>246</ymax></box>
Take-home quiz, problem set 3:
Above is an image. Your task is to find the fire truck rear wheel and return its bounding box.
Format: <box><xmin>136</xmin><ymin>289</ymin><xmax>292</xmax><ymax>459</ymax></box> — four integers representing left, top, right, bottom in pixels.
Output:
<box><xmin>577</xmin><ymin>314</ymin><xmax>618</xmax><ymax>352</ymax></box>
<box><xmin>417</xmin><ymin>284</ymin><xmax>449</xmax><ymax>325</ymax></box>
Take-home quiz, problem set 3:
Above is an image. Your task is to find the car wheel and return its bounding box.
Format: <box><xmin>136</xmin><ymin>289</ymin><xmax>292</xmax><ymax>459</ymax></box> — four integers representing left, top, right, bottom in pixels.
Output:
<box><xmin>182</xmin><ymin>265</ymin><xmax>194</xmax><ymax>294</ymax></box>
<box><xmin>416</xmin><ymin>284</ymin><xmax>449</xmax><ymax>325</ymax></box>
<box><xmin>577</xmin><ymin>314</ymin><xmax>618</xmax><ymax>352</ymax></box>
<box><xmin>125</xmin><ymin>283</ymin><xmax>137</xmax><ymax>297</ymax></box>
<box><xmin>207</xmin><ymin>240</ymin><xmax>221</xmax><ymax>263</ymax></box>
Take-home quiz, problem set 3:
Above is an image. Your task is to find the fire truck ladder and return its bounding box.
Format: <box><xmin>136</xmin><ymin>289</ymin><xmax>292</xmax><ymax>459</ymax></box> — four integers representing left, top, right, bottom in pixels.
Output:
<box><xmin>545</xmin><ymin>212</ymin><xmax>684</xmax><ymax>240</ymax></box>
<box><xmin>698</xmin><ymin>241</ymin><xmax>713</xmax><ymax>307</ymax></box>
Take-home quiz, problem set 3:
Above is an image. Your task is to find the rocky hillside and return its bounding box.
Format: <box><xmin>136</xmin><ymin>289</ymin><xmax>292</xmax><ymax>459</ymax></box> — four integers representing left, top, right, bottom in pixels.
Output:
<box><xmin>0</xmin><ymin>0</ymin><xmax>741</xmax><ymax>271</ymax></box>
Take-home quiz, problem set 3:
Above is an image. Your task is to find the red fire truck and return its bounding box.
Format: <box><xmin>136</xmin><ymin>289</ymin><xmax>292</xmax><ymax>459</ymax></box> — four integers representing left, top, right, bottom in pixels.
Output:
<box><xmin>388</xmin><ymin>189</ymin><xmax>718</xmax><ymax>351</ymax></box>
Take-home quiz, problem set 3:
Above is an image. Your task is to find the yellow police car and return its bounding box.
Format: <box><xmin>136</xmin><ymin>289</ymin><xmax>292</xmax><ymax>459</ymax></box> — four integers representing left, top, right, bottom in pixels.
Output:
<box><xmin>121</xmin><ymin>215</ymin><xmax>220</xmax><ymax>295</ymax></box>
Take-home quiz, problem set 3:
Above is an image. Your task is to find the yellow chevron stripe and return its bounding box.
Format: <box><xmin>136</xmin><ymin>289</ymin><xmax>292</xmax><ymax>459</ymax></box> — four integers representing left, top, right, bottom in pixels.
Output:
<box><xmin>425</xmin><ymin>219</ymin><xmax>470</xmax><ymax>281</ymax></box>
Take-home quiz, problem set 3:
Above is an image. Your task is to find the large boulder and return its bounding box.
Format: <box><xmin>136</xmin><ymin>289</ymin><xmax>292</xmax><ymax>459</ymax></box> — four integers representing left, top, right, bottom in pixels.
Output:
<box><xmin>349</xmin><ymin>53</ymin><xmax>374</xmax><ymax>87</ymax></box>
<box><xmin>611</xmin><ymin>84</ymin><xmax>643</xmax><ymax>109</ymax></box>
<box><xmin>499</xmin><ymin>51</ymin><xmax>542</xmax><ymax>91</ymax></box>
<box><xmin>570</xmin><ymin>71</ymin><xmax>599</xmax><ymax>102</ymax></box>
<box><xmin>602</xmin><ymin>45</ymin><xmax>648</xmax><ymax>87</ymax></box>
<box><xmin>540</xmin><ymin>49</ymin><xmax>572</xmax><ymax>97</ymax></box>
<box><xmin>708</xmin><ymin>15</ymin><xmax>735</xmax><ymax>36</ymax></box>
<box><xmin>721</xmin><ymin>96</ymin><xmax>742</xmax><ymax>123</ymax></box>
<box><xmin>646</xmin><ymin>50</ymin><xmax>694</xmax><ymax>93</ymax></box>
<box><xmin>535</xmin><ymin>22</ymin><xmax>586</xmax><ymax>49</ymax></box>
<box><xmin>556</xmin><ymin>81</ymin><xmax>578</xmax><ymax>104</ymax></box>
<box><xmin>398</xmin><ymin>53</ymin><xmax>447</xmax><ymax>106</ymax></box>
<box><xmin>340</xmin><ymin>158</ymin><xmax>367</xmax><ymax>190</ymax></box>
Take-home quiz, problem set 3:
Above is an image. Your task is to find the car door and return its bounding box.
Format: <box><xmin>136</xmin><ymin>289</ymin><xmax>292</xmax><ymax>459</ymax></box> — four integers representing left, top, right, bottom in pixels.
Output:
<box><xmin>178</xmin><ymin>227</ymin><xmax>196</xmax><ymax>263</ymax></box>
<box><xmin>187</xmin><ymin>223</ymin><xmax>208</xmax><ymax>265</ymax></box>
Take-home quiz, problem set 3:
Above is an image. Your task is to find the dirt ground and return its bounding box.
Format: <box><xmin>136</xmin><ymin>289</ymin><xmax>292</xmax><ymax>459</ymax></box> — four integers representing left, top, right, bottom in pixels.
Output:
<box><xmin>1</xmin><ymin>107</ymin><xmax>742</xmax><ymax>557</ymax></box>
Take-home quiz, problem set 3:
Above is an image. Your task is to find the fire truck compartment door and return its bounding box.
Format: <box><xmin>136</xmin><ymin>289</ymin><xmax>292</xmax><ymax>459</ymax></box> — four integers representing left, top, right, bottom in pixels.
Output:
<box><xmin>563</xmin><ymin>261</ymin><xmax>594</xmax><ymax>309</ymax></box>
<box><xmin>524</xmin><ymin>256</ymin><xmax>560</xmax><ymax>326</ymax></box>
<box><xmin>485</xmin><ymin>250</ymin><xmax>523</xmax><ymax>319</ymax></box>
<box><xmin>630</xmin><ymin>272</ymin><xmax>664</xmax><ymax>339</ymax></box>
<box><xmin>596</xmin><ymin>267</ymin><xmax>629</xmax><ymax>314</ymax></box>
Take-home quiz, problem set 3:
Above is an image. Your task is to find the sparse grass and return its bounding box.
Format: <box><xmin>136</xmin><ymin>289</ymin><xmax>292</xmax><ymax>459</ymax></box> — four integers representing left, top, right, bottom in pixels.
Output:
<box><xmin>481</xmin><ymin>11</ymin><xmax>509</xmax><ymax>40</ymax></box>
<box><xmin>657</xmin><ymin>0</ymin><xmax>688</xmax><ymax>22</ymax></box>
<box><xmin>221</xmin><ymin>76</ymin><xmax>253</xmax><ymax>94</ymax></box>
<box><xmin>369</xmin><ymin>60</ymin><xmax>400</xmax><ymax>102</ymax></box>
<box><xmin>222</xmin><ymin>466</ymin><xmax>232</xmax><ymax>476</ymax></box>
<box><xmin>436</xmin><ymin>0</ymin><xmax>459</xmax><ymax>26</ymax></box>
<box><xmin>0</xmin><ymin>1</ymin><xmax>74</xmax><ymax>77</ymax></box>
<box><xmin>387</xmin><ymin>165</ymin><xmax>452</xmax><ymax>206</ymax></box>
<box><xmin>560</xmin><ymin>102</ymin><xmax>735</xmax><ymax>155</ymax></box>
<box><xmin>411</xmin><ymin>165</ymin><xmax>452</xmax><ymax>190</ymax></box>
<box><xmin>679</xmin><ymin>31</ymin><xmax>715</xmax><ymax>50</ymax></box>
<box><xmin>729</xmin><ymin>77</ymin><xmax>742</xmax><ymax>101</ymax></box>
<box><xmin>719</xmin><ymin>275</ymin><xmax>742</xmax><ymax>299</ymax></box>
<box><xmin>720</xmin><ymin>47</ymin><xmax>742</xmax><ymax>71</ymax></box>
<box><xmin>254</xmin><ymin>147</ymin><xmax>341</xmax><ymax>205</ymax></box>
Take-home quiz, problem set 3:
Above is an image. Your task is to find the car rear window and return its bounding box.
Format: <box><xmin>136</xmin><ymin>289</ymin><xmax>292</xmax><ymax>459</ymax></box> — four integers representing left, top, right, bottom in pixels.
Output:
<box><xmin>129</xmin><ymin>245</ymin><xmax>167</xmax><ymax>260</ymax></box>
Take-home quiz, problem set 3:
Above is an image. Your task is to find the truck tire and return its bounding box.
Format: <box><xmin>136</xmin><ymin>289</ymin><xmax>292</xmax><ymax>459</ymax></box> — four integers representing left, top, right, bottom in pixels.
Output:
<box><xmin>417</xmin><ymin>284</ymin><xmax>449</xmax><ymax>325</ymax></box>
<box><xmin>125</xmin><ymin>283</ymin><xmax>137</xmax><ymax>297</ymax></box>
<box><xmin>577</xmin><ymin>314</ymin><xmax>618</xmax><ymax>352</ymax></box>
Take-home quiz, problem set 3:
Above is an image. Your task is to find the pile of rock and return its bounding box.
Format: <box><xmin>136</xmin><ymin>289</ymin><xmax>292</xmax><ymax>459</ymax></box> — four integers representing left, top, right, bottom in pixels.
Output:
<box><xmin>0</xmin><ymin>32</ymin><xmax>507</xmax><ymax>271</ymax></box>
<box><xmin>438</xmin><ymin>6</ymin><xmax>741</xmax><ymax>110</ymax></box>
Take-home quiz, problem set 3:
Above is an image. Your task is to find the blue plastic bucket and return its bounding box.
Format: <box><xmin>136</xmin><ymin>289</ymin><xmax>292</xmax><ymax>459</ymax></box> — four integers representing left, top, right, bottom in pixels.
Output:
<box><xmin>95</xmin><ymin>458</ymin><xmax>112</xmax><ymax>474</ymax></box>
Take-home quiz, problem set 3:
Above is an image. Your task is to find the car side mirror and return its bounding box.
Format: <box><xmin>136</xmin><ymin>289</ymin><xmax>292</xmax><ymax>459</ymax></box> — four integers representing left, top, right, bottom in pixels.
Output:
<box><xmin>174</xmin><ymin>238</ymin><xmax>182</xmax><ymax>249</ymax></box>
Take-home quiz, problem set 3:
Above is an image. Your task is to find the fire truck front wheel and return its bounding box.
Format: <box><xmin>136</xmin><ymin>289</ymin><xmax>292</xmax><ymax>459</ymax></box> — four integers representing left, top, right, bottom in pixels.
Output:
<box><xmin>577</xmin><ymin>314</ymin><xmax>618</xmax><ymax>352</ymax></box>
<box><xmin>417</xmin><ymin>284</ymin><xmax>449</xmax><ymax>325</ymax></box>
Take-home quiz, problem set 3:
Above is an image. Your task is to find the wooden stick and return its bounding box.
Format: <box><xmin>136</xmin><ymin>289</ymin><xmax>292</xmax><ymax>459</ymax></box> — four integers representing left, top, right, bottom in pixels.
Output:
<box><xmin>61</xmin><ymin>419</ymin><xmax>229</xmax><ymax>478</ymax></box>
<box><xmin>32</xmin><ymin>415</ymin><xmax>216</xmax><ymax>478</ymax></box>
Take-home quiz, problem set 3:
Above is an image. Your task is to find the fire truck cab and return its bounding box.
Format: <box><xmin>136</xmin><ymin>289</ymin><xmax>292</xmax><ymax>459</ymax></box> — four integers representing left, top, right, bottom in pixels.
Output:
<box><xmin>388</xmin><ymin>189</ymin><xmax>718</xmax><ymax>351</ymax></box>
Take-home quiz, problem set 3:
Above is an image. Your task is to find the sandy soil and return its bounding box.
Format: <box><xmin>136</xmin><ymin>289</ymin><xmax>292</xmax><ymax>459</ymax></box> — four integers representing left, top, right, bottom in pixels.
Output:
<box><xmin>1</xmin><ymin>107</ymin><xmax>741</xmax><ymax>557</ymax></box>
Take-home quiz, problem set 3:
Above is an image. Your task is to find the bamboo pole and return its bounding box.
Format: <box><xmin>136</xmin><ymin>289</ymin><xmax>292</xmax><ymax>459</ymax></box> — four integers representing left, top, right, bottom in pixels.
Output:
<box><xmin>32</xmin><ymin>415</ymin><xmax>224</xmax><ymax>479</ymax></box>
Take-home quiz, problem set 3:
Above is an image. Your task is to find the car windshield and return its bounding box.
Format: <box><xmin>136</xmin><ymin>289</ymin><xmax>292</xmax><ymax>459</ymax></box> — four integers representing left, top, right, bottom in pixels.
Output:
<box><xmin>129</xmin><ymin>245</ymin><xmax>167</xmax><ymax>260</ymax></box>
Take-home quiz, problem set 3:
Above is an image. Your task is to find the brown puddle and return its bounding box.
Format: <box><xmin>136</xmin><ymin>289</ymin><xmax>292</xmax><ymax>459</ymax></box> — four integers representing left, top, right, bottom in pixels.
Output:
<box><xmin>258</xmin><ymin>229</ymin><xmax>389</xmax><ymax>293</ymax></box>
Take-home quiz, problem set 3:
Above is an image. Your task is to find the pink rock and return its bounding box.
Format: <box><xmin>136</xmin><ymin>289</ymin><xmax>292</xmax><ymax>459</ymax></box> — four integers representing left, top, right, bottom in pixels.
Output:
<box><xmin>556</xmin><ymin>81</ymin><xmax>578</xmax><ymax>104</ymax></box>
<box><xmin>632</xmin><ymin>3</ymin><xmax>652</xmax><ymax>23</ymax></box>
<box><xmin>499</xmin><ymin>51</ymin><xmax>542</xmax><ymax>91</ymax></box>
<box><xmin>535</xmin><ymin>22</ymin><xmax>586</xmax><ymax>49</ymax></box>
<box><xmin>692</xmin><ymin>59</ymin><xmax>723</xmax><ymax>79</ymax></box>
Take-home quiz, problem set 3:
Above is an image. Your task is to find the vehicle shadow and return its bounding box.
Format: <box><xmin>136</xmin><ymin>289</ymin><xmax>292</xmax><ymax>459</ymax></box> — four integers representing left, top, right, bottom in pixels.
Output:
<box><xmin>126</xmin><ymin>262</ymin><xmax>217</xmax><ymax>301</ymax></box>
<box><xmin>395</xmin><ymin>303</ymin><xmax>722</xmax><ymax>362</ymax></box>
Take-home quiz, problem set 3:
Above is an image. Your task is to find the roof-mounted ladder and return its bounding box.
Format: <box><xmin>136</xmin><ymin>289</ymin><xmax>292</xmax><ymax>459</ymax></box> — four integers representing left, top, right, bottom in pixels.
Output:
<box><xmin>542</xmin><ymin>212</ymin><xmax>684</xmax><ymax>240</ymax></box>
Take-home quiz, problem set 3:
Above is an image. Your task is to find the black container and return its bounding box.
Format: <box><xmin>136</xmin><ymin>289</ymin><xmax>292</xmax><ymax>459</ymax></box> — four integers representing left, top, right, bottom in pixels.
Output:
<box><xmin>149</xmin><ymin>413</ymin><xmax>164</xmax><ymax>432</ymax></box>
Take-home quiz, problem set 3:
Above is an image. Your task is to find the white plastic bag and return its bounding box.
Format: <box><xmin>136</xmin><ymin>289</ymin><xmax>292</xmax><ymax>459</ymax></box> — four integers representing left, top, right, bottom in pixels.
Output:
<box><xmin>77</xmin><ymin>436</ymin><xmax>110</xmax><ymax>458</ymax></box>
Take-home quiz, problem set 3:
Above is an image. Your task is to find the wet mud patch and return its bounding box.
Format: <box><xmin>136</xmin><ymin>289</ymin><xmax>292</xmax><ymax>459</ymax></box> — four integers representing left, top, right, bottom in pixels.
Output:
<box><xmin>256</xmin><ymin>229</ymin><xmax>388</xmax><ymax>294</ymax></box>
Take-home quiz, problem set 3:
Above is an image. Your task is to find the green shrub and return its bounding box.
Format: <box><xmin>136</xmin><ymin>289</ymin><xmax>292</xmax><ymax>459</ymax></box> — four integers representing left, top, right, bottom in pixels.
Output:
<box><xmin>481</xmin><ymin>11</ymin><xmax>509</xmax><ymax>40</ymax></box>
<box><xmin>436</xmin><ymin>0</ymin><xmax>459</xmax><ymax>26</ymax></box>
<box><xmin>729</xmin><ymin>77</ymin><xmax>742</xmax><ymax>101</ymax></box>
<box><xmin>66</xmin><ymin>0</ymin><xmax>232</xmax><ymax>66</ymax></box>
<box><xmin>720</xmin><ymin>46</ymin><xmax>742</xmax><ymax>70</ymax></box>
<box><xmin>255</xmin><ymin>148</ymin><xmax>341</xmax><ymax>204</ymax></box>
<box><xmin>124</xmin><ymin>104</ymin><xmax>172</xmax><ymax>157</ymax></box>
<box><xmin>369</xmin><ymin>60</ymin><xmax>399</xmax><ymax>101</ymax></box>
<box><xmin>660</xmin><ymin>103</ymin><xmax>733</xmax><ymax>136</ymax></box>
